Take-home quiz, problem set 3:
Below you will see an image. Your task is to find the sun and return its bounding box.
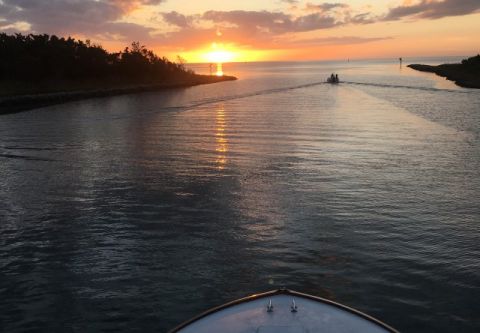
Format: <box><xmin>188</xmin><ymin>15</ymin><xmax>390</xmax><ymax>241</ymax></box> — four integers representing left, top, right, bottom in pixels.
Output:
<box><xmin>205</xmin><ymin>50</ymin><xmax>234</xmax><ymax>63</ymax></box>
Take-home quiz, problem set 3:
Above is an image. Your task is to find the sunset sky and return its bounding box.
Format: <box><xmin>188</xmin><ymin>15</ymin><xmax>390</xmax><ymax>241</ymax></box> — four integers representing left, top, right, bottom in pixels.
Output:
<box><xmin>1</xmin><ymin>0</ymin><xmax>479</xmax><ymax>62</ymax></box>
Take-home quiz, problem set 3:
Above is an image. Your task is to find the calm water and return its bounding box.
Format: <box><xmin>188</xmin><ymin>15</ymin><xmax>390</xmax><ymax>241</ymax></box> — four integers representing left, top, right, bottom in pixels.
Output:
<box><xmin>1</xmin><ymin>58</ymin><xmax>480</xmax><ymax>332</ymax></box>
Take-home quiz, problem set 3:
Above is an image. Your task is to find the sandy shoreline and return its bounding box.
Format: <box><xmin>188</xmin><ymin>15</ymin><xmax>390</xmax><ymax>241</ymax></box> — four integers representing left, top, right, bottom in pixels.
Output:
<box><xmin>0</xmin><ymin>74</ymin><xmax>237</xmax><ymax>115</ymax></box>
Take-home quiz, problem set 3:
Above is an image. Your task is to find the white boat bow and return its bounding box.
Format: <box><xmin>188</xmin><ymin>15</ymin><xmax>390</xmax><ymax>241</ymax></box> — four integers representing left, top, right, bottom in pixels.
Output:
<box><xmin>169</xmin><ymin>289</ymin><xmax>398</xmax><ymax>333</ymax></box>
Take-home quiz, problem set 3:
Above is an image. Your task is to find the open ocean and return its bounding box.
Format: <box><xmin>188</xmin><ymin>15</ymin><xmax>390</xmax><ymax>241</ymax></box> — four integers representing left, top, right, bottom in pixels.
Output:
<box><xmin>1</xmin><ymin>58</ymin><xmax>479</xmax><ymax>332</ymax></box>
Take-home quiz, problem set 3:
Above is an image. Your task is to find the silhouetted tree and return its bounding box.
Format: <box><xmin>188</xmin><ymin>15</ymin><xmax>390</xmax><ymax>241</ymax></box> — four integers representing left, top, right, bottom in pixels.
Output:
<box><xmin>0</xmin><ymin>33</ymin><xmax>195</xmax><ymax>83</ymax></box>
<box><xmin>461</xmin><ymin>54</ymin><xmax>480</xmax><ymax>69</ymax></box>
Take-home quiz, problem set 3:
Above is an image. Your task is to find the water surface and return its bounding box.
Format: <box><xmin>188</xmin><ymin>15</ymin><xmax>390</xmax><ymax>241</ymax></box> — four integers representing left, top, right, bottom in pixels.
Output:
<box><xmin>1</xmin><ymin>58</ymin><xmax>479</xmax><ymax>332</ymax></box>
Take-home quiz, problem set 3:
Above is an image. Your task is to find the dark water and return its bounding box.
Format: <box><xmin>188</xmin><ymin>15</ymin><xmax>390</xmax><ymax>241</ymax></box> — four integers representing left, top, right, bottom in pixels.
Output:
<box><xmin>1</xmin><ymin>58</ymin><xmax>480</xmax><ymax>332</ymax></box>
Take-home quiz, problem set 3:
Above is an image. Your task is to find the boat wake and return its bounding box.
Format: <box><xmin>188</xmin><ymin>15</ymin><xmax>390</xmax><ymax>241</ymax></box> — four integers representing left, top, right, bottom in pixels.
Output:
<box><xmin>1</xmin><ymin>145</ymin><xmax>59</xmax><ymax>151</ymax></box>
<box><xmin>177</xmin><ymin>80</ymin><xmax>475</xmax><ymax>112</ymax></box>
<box><xmin>165</xmin><ymin>81</ymin><xmax>330</xmax><ymax>112</ymax></box>
<box><xmin>342</xmin><ymin>81</ymin><xmax>475</xmax><ymax>94</ymax></box>
<box><xmin>82</xmin><ymin>79</ymin><xmax>476</xmax><ymax>122</ymax></box>
<box><xmin>0</xmin><ymin>153</ymin><xmax>56</xmax><ymax>162</ymax></box>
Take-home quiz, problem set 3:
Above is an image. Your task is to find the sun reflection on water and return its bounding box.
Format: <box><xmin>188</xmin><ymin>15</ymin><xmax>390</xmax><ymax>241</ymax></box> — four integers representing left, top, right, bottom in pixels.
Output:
<box><xmin>216</xmin><ymin>63</ymin><xmax>224</xmax><ymax>77</ymax></box>
<box><xmin>215</xmin><ymin>104</ymin><xmax>228</xmax><ymax>169</ymax></box>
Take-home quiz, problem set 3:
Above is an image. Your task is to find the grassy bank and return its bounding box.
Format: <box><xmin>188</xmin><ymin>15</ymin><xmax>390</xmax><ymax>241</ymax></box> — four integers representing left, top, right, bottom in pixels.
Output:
<box><xmin>408</xmin><ymin>55</ymin><xmax>480</xmax><ymax>89</ymax></box>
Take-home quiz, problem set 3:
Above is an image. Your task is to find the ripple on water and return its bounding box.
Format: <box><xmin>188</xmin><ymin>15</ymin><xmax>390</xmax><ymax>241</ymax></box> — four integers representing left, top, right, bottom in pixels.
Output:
<box><xmin>1</xmin><ymin>63</ymin><xmax>480</xmax><ymax>332</ymax></box>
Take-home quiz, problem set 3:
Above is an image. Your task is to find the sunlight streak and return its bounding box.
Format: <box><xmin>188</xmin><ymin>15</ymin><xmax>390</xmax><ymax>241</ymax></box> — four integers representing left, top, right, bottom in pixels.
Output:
<box><xmin>215</xmin><ymin>104</ymin><xmax>228</xmax><ymax>170</ymax></box>
<box><xmin>215</xmin><ymin>63</ymin><xmax>223</xmax><ymax>76</ymax></box>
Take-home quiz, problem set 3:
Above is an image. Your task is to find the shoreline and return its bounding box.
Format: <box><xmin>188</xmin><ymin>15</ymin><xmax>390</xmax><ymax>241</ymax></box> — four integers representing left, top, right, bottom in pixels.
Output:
<box><xmin>408</xmin><ymin>63</ymin><xmax>479</xmax><ymax>89</ymax></box>
<box><xmin>0</xmin><ymin>74</ymin><xmax>237</xmax><ymax>115</ymax></box>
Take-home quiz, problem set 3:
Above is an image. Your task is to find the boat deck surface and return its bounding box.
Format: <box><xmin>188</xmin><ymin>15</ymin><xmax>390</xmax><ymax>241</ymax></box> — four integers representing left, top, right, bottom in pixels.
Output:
<box><xmin>171</xmin><ymin>290</ymin><xmax>397</xmax><ymax>333</ymax></box>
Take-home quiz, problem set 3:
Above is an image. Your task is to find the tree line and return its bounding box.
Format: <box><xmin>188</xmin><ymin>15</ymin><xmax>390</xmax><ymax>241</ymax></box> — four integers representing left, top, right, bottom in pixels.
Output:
<box><xmin>461</xmin><ymin>54</ymin><xmax>480</xmax><ymax>69</ymax></box>
<box><xmin>0</xmin><ymin>33</ymin><xmax>194</xmax><ymax>82</ymax></box>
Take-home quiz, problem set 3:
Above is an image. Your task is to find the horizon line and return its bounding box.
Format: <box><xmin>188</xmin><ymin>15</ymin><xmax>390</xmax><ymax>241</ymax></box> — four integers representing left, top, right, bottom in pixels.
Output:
<box><xmin>186</xmin><ymin>54</ymin><xmax>470</xmax><ymax>65</ymax></box>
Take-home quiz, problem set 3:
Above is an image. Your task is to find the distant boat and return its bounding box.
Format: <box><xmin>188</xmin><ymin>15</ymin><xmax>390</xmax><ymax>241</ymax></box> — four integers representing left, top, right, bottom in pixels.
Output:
<box><xmin>327</xmin><ymin>74</ymin><xmax>340</xmax><ymax>84</ymax></box>
<box><xmin>169</xmin><ymin>289</ymin><xmax>398</xmax><ymax>333</ymax></box>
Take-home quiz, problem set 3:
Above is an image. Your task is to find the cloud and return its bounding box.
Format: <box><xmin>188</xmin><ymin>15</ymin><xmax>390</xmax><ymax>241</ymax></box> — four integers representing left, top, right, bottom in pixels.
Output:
<box><xmin>160</xmin><ymin>11</ymin><xmax>193</xmax><ymax>28</ymax></box>
<box><xmin>202</xmin><ymin>10</ymin><xmax>340</xmax><ymax>34</ymax></box>
<box><xmin>384</xmin><ymin>0</ymin><xmax>480</xmax><ymax>20</ymax></box>
<box><xmin>1</xmin><ymin>0</ymin><xmax>478</xmax><ymax>54</ymax></box>
<box><xmin>0</xmin><ymin>20</ymin><xmax>32</xmax><ymax>34</ymax></box>
<box><xmin>288</xmin><ymin>35</ymin><xmax>392</xmax><ymax>46</ymax></box>
<box><xmin>279</xmin><ymin>0</ymin><xmax>299</xmax><ymax>4</ymax></box>
<box><xmin>148</xmin><ymin>9</ymin><xmax>376</xmax><ymax>51</ymax></box>
<box><xmin>152</xmin><ymin>27</ymin><xmax>392</xmax><ymax>51</ymax></box>
<box><xmin>303</xmin><ymin>2</ymin><xmax>376</xmax><ymax>25</ymax></box>
<box><xmin>0</xmin><ymin>0</ymin><xmax>163</xmax><ymax>41</ymax></box>
<box><xmin>305</xmin><ymin>2</ymin><xmax>349</xmax><ymax>12</ymax></box>
<box><xmin>347</xmin><ymin>12</ymin><xmax>377</xmax><ymax>24</ymax></box>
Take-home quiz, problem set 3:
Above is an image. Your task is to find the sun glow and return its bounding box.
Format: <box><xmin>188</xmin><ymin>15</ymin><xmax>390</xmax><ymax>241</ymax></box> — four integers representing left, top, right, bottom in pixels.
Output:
<box><xmin>205</xmin><ymin>50</ymin><xmax>234</xmax><ymax>63</ymax></box>
<box><xmin>176</xmin><ymin>48</ymin><xmax>269</xmax><ymax>64</ymax></box>
<box><xmin>202</xmin><ymin>42</ymin><xmax>235</xmax><ymax>76</ymax></box>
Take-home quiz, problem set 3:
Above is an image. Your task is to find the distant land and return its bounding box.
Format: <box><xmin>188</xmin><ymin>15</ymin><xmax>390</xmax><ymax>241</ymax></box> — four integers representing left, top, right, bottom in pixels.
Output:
<box><xmin>408</xmin><ymin>55</ymin><xmax>480</xmax><ymax>89</ymax></box>
<box><xmin>0</xmin><ymin>33</ymin><xmax>236</xmax><ymax>114</ymax></box>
